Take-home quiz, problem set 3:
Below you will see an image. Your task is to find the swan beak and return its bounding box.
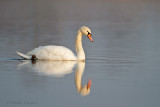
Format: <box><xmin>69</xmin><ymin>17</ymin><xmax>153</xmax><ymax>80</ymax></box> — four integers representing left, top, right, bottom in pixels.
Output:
<box><xmin>87</xmin><ymin>79</ymin><xmax>92</xmax><ymax>89</ymax></box>
<box><xmin>87</xmin><ymin>33</ymin><xmax>93</xmax><ymax>42</ymax></box>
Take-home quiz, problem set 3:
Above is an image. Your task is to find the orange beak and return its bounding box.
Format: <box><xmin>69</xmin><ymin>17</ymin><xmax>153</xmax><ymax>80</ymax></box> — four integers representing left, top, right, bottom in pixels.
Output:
<box><xmin>87</xmin><ymin>79</ymin><xmax>92</xmax><ymax>89</ymax></box>
<box><xmin>87</xmin><ymin>33</ymin><xmax>93</xmax><ymax>42</ymax></box>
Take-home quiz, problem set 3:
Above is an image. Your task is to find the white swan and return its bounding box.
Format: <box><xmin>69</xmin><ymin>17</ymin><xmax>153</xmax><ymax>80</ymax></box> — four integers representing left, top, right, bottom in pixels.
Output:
<box><xmin>16</xmin><ymin>26</ymin><xmax>93</xmax><ymax>61</ymax></box>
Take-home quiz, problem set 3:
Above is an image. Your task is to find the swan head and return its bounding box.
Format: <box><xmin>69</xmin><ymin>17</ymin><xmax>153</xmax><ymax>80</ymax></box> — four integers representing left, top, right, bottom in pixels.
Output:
<box><xmin>80</xmin><ymin>26</ymin><xmax>93</xmax><ymax>42</ymax></box>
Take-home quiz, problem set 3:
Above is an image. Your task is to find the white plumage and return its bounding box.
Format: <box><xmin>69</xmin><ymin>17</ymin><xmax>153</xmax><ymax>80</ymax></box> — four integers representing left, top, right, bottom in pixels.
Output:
<box><xmin>16</xmin><ymin>26</ymin><xmax>93</xmax><ymax>61</ymax></box>
<box><xmin>26</xmin><ymin>45</ymin><xmax>77</xmax><ymax>60</ymax></box>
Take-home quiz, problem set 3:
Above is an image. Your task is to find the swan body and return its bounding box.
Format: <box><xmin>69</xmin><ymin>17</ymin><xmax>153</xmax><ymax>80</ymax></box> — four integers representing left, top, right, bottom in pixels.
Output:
<box><xmin>16</xmin><ymin>26</ymin><xmax>93</xmax><ymax>61</ymax></box>
<box><xmin>25</xmin><ymin>45</ymin><xmax>76</xmax><ymax>60</ymax></box>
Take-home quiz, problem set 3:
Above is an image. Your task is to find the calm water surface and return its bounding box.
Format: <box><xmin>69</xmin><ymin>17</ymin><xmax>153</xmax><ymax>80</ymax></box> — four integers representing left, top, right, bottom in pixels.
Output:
<box><xmin>0</xmin><ymin>0</ymin><xmax>160</xmax><ymax>107</ymax></box>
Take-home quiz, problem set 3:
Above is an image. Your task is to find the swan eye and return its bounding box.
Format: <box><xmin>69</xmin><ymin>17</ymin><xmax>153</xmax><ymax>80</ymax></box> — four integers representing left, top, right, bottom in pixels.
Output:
<box><xmin>87</xmin><ymin>31</ymin><xmax>91</xmax><ymax>34</ymax></box>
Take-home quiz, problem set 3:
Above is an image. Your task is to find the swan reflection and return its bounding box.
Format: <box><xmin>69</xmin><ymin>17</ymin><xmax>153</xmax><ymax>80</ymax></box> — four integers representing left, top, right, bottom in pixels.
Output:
<box><xmin>18</xmin><ymin>60</ymin><xmax>92</xmax><ymax>96</ymax></box>
<box><xmin>18</xmin><ymin>60</ymin><xmax>76</xmax><ymax>77</ymax></box>
<box><xmin>75</xmin><ymin>62</ymin><xmax>91</xmax><ymax>96</ymax></box>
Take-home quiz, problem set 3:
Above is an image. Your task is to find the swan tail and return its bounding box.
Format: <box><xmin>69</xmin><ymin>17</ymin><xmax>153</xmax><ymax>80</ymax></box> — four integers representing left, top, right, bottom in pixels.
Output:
<box><xmin>16</xmin><ymin>51</ymin><xmax>31</xmax><ymax>60</ymax></box>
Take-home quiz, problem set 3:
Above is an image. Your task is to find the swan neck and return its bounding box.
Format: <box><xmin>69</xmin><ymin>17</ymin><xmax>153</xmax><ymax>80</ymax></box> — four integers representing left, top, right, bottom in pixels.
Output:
<box><xmin>75</xmin><ymin>30</ymin><xmax>85</xmax><ymax>60</ymax></box>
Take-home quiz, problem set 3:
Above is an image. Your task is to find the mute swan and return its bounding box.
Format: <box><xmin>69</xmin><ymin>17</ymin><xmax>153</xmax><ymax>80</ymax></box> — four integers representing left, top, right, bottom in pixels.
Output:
<box><xmin>16</xmin><ymin>26</ymin><xmax>93</xmax><ymax>61</ymax></box>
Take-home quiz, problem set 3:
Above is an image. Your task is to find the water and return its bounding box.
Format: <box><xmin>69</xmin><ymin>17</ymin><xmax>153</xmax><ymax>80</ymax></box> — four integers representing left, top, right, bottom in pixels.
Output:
<box><xmin>0</xmin><ymin>0</ymin><xmax>160</xmax><ymax>107</ymax></box>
